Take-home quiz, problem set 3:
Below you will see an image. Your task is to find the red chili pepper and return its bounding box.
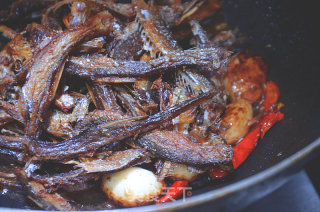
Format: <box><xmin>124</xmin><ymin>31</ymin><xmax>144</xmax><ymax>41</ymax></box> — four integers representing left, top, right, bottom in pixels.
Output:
<box><xmin>156</xmin><ymin>180</ymin><xmax>188</xmax><ymax>204</ymax></box>
<box><xmin>263</xmin><ymin>81</ymin><xmax>280</xmax><ymax>112</ymax></box>
<box><xmin>232</xmin><ymin>110</ymin><xmax>284</xmax><ymax>169</ymax></box>
<box><xmin>260</xmin><ymin>110</ymin><xmax>284</xmax><ymax>138</ymax></box>
<box><xmin>232</xmin><ymin>125</ymin><xmax>261</xmax><ymax>169</ymax></box>
<box><xmin>209</xmin><ymin>81</ymin><xmax>283</xmax><ymax>176</ymax></box>
<box><xmin>209</xmin><ymin>167</ymin><xmax>229</xmax><ymax>180</ymax></box>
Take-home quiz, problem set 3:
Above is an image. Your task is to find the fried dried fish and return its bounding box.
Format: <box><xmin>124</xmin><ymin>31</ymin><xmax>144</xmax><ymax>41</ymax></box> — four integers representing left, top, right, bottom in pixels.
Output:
<box><xmin>66</xmin><ymin>47</ymin><xmax>228</xmax><ymax>80</ymax></box>
<box><xmin>67</xmin><ymin>149</ymin><xmax>148</xmax><ymax>173</ymax></box>
<box><xmin>27</xmin><ymin>181</ymin><xmax>75</xmax><ymax>210</ymax></box>
<box><xmin>21</xmin><ymin>11</ymin><xmax>115</xmax><ymax>138</ymax></box>
<box><xmin>0</xmin><ymin>148</ymin><xmax>27</xmax><ymax>163</ymax></box>
<box><xmin>0</xmin><ymin>0</ymin><xmax>257</xmax><ymax>210</ymax></box>
<box><xmin>136</xmin><ymin>130</ymin><xmax>232</xmax><ymax>166</ymax></box>
<box><xmin>28</xmin><ymin>91</ymin><xmax>216</xmax><ymax>160</ymax></box>
<box><xmin>0</xmin><ymin>135</ymin><xmax>26</xmax><ymax>150</ymax></box>
<box><xmin>86</xmin><ymin>83</ymin><xmax>123</xmax><ymax>112</ymax></box>
<box><xmin>134</xmin><ymin>0</ymin><xmax>181</xmax><ymax>56</ymax></box>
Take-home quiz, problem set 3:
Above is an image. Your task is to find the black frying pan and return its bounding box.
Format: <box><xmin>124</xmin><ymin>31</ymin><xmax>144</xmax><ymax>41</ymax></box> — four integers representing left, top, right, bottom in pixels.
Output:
<box><xmin>1</xmin><ymin>0</ymin><xmax>319</xmax><ymax>210</ymax></box>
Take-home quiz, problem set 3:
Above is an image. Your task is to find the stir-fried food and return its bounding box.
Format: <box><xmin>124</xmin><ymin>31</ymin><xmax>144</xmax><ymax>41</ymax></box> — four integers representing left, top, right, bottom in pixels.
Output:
<box><xmin>0</xmin><ymin>0</ymin><xmax>283</xmax><ymax>210</ymax></box>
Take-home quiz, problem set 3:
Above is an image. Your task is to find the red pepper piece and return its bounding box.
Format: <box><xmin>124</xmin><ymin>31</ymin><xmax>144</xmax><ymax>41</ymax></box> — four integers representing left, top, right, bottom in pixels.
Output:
<box><xmin>232</xmin><ymin>110</ymin><xmax>284</xmax><ymax>169</ymax></box>
<box><xmin>156</xmin><ymin>180</ymin><xmax>188</xmax><ymax>204</ymax></box>
<box><xmin>232</xmin><ymin>125</ymin><xmax>261</xmax><ymax>169</ymax></box>
<box><xmin>260</xmin><ymin>110</ymin><xmax>284</xmax><ymax>138</ymax></box>
<box><xmin>263</xmin><ymin>81</ymin><xmax>280</xmax><ymax>112</ymax></box>
<box><xmin>209</xmin><ymin>167</ymin><xmax>229</xmax><ymax>180</ymax></box>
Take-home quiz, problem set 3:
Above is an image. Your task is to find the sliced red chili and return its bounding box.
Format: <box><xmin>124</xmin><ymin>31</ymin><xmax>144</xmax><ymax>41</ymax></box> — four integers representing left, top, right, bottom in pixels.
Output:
<box><xmin>232</xmin><ymin>125</ymin><xmax>261</xmax><ymax>169</ymax></box>
<box><xmin>156</xmin><ymin>180</ymin><xmax>188</xmax><ymax>204</ymax></box>
<box><xmin>260</xmin><ymin>110</ymin><xmax>284</xmax><ymax>138</ymax></box>
<box><xmin>232</xmin><ymin>110</ymin><xmax>284</xmax><ymax>169</ymax></box>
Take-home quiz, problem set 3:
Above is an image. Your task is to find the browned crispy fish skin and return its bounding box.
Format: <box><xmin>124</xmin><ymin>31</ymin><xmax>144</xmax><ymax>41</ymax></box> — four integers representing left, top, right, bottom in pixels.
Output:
<box><xmin>0</xmin><ymin>148</ymin><xmax>27</xmax><ymax>163</ymax></box>
<box><xmin>0</xmin><ymin>0</ymin><xmax>241</xmax><ymax>210</ymax></box>
<box><xmin>28</xmin><ymin>91</ymin><xmax>216</xmax><ymax>160</ymax></box>
<box><xmin>136</xmin><ymin>130</ymin><xmax>233</xmax><ymax>166</ymax></box>
<box><xmin>0</xmin><ymin>135</ymin><xmax>29</xmax><ymax>163</ymax></box>
<box><xmin>21</xmin><ymin>11</ymin><xmax>115</xmax><ymax>138</ymax></box>
<box><xmin>27</xmin><ymin>181</ymin><xmax>75</xmax><ymax>211</ymax></box>
<box><xmin>65</xmin><ymin>47</ymin><xmax>229</xmax><ymax>79</ymax></box>
<box><xmin>0</xmin><ymin>169</ymin><xmax>22</xmax><ymax>189</ymax></box>
<box><xmin>29</xmin><ymin>168</ymin><xmax>98</xmax><ymax>189</ymax></box>
<box><xmin>0</xmin><ymin>135</ymin><xmax>27</xmax><ymax>151</ymax></box>
<box><xmin>70</xmin><ymin>149</ymin><xmax>148</xmax><ymax>173</ymax></box>
<box><xmin>87</xmin><ymin>83</ymin><xmax>124</xmax><ymax>112</ymax></box>
<box><xmin>133</xmin><ymin>0</ymin><xmax>181</xmax><ymax>56</ymax></box>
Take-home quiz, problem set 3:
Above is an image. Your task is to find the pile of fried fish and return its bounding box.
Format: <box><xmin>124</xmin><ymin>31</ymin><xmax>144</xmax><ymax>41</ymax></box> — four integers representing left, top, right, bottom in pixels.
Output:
<box><xmin>0</xmin><ymin>0</ymin><xmax>244</xmax><ymax>210</ymax></box>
